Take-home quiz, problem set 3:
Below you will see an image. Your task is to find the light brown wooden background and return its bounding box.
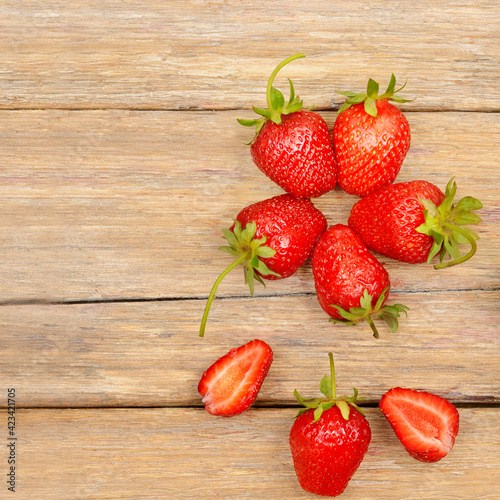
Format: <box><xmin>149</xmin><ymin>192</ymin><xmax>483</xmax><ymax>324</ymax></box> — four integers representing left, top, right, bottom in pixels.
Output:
<box><xmin>1</xmin><ymin>1</ymin><xmax>499</xmax><ymax>498</ymax></box>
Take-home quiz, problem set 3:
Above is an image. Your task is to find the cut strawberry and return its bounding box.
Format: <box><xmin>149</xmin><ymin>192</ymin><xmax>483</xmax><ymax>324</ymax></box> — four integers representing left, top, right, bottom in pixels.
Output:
<box><xmin>198</xmin><ymin>339</ymin><xmax>273</xmax><ymax>417</ymax></box>
<box><xmin>379</xmin><ymin>387</ymin><xmax>459</xmax><ymax>462</ymax></box>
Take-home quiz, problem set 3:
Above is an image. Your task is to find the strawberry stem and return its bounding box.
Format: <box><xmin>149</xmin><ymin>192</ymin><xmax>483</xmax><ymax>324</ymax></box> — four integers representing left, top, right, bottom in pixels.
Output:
<box><xmin>266</xmin><ymin>53</ymin><xmax>305</xmax><ymax>123</ymax></box>
<box><xmin>328</xmin><ymin>352</ymin><xmax>336</xmax><ymax>400</ymax></box>
<box><xmin>433</xmin><ymin>221</ymin><xmax>477</xmax><ymax>270</ymax></box>
<box><xmin>366</xmin><ymin>316</ymin><xmax>380</xmax><ymax>339</ymax></box>
<box><xmin>199</xmin><ymin>252</ymin><xmax>249</xmax><ymax>337</ymax></box>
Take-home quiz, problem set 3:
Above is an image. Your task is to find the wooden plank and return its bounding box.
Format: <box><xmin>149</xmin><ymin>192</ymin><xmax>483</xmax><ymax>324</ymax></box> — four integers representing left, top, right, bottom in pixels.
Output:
<box><xmin>0</xmin><ymin>407</ymin><xmax>498</xmax><ymax>499</ymax></box>
<box><xmin>1</xmin><ymin>291</ymin><xmax>498</xmax><ymax>408</ymax></box>
<box><xmin>0</xmin><ymin>110</ymin><xmax>497</xmax><ymax>302</ymax></box>
<box><xmin>0</xmin><ymin>1</ymin><xmax>499</xmax><ymax>110</ymax></box>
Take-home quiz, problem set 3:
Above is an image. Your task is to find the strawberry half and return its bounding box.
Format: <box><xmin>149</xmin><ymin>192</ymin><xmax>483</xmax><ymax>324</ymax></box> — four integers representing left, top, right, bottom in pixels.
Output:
<box><xmin>380</xmin><ymin>387</ymin><xmax>460</xmax><ymax>463</ymax></box>
<box><xmin>200</xmin><ymin>194</ymin><xmax>327</xmax><ymax>336</ymax></box>
<box><xmin>348</xmin><ymin>178</ymin><xmax>482</xmax><ymax>268</ymax></box>
<box><xmin>198</xmin><ymin>339</ymin><xmax>273</xmax><ymax>417</ymax></box>
<box><xmin>290</xmin><ymin>353</ymin><xmax>371</xmax><ymax>496</ymax></box>
<box><xmin>238</xmin><ymin>54</ymin><xmax>337</xmax><ymax>198</ymax></box>
<box><xmin>333</xmin><ymin>74</ymin><xmax>411</xmax><ymax>197</ymax></box>
<box><xmin>311</xmin><ymin>224</ymin><xmax>409</xmax><ymax>338</ymax></box>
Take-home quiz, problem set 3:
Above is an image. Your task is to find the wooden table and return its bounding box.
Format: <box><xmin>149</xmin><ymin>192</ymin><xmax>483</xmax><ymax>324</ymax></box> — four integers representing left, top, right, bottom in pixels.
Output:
<box><xmin>1</xmin><ymin>1</ymin><xmax>499</xmax><ymax>498</ymax></box>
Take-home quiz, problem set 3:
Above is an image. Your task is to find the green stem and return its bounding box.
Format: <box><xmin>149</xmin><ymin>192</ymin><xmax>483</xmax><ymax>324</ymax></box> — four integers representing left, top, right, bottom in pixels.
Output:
<box><xmin>266</xmin><ymin>53</ymin><xmax>305</xmax><ymax>123</ymax></box>
<box><xmin>199</xmin><ymin>252</ymin><xmax>249</xmax><ymax>337</ymax></box>
<box><xmin>366</xmin><ymin>316</ymin><xmax>380</xmax><ymax>339</ymax></box>
<box><xmin>328</xmin><ymin>352</ymin><xmax>336</xmax><ymax>400</ymax></box>
<box><xmin>434</xmin><ymin>221</ymin><xmax>478</xmax><ymax>270</ymax></box>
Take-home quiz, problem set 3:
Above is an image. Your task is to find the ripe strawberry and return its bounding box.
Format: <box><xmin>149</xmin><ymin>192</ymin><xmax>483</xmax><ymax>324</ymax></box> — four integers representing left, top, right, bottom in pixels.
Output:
<box><xmin>200</xmin><ymin>194</ymin><xmax>327</xmax><ymax>336</ymax></box>
<box><xmin>198</xmin><ymin>339</ymin><xmax>273</xmax><ymax>417</ymax></box>
<box><xmin>290</xmin><ymin>353</ymin><xmax>371</xmax><ymax>497</ymax></box>
<box><xmin>380</xmin><ymin>387</ymin><xmax>460</xmax><ymax>462</ymax></box>
<box><xmin>238</xmin><ymin>54</ymin><xmax>337</xmax><ymax>198</ymax></box>
<box><xmin>348</xmin><ymin>178</ymin><xmax>482</xmax><ymax>269</ymax></box>
<box><xmin>333</xmin><ymin>74</ymin><xmax>411</xmax><ymax>197</ymax></box>
<box><xmin>311</xmin><ymin>224</ymin><xmax>408</xmax><ymax>338</ymax></box>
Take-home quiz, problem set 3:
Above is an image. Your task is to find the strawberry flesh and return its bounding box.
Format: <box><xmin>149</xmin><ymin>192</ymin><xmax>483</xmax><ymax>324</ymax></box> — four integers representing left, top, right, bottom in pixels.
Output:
<box><xmin>198</xmin><ymin>339</ymin><xmax>273</xmax><ymax>417</ymax></box>
<box><xmin>380</xmin><ymin>387</ymin><xmax>459</xmax><ymax>462</ymax></box>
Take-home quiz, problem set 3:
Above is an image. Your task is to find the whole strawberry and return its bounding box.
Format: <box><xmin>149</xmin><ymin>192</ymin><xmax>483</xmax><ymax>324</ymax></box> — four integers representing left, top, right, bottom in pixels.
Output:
<box><xmin>380</xmin><ymin>387</ymin><xmax>460</xmax><ymax>463</ymax></box>
<box><xmin>238</xmin><ymin>54</ymin><xmax>337</xmax><ymax>198</ymax></box>
<box><xmin>333</xmin><ymin>74</ymin><xmax>411</xmax><ymax>197</ymax></box>
<box><xmin>200</xmin><ymin>194</ymin><xmax>327</xmax><ymax>336</ymax></box>
<box><xmin>198</xmin><ymin>339</ymin><xmax>273</xmax><ymax>417</ymax></box>
<box><xmin>348</xmin><ymin>178</ymin><xmax>482</xmax><ymax>269</ymax></box>
<box><xmin>290</xmin><ymin>353</ymin><xmax>371</xmax><ymax>497</ymax></box>
<box><xmin>311</xmin><ymin>224</ymin><xmax>408</xmax><ymax>338</ymax></box>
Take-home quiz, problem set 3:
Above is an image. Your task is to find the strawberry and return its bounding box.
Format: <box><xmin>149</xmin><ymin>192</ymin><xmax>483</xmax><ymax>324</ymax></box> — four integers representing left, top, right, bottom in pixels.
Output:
<box><xmin>311</xmin><ymin>224</ymin><xmax>408</xmax><ymax>338</ymax></box>
<box><xmin>199</xmin><ymin>194</ymin><xmax>327</xmax><ymax>336</ymax></box>
<box><xmin>379</xmin><ymin>387</ymin><xmax>460</xmax><ymax>463</ymax></box>
<box><xmin>198</xmin><ymin>339</ymin><xmax>273</xmax><ymax>417</ymax></box>
<box><xmin>238</xmin><ymin>54</ymin><xmax>337</xmax><ymax>198</ymax></box>
<box><xmin>290</xmin><ymin>353</ymin><xmax>371</xmax><ymax>497</ymax></box>
<box><xmin>333</xmin><ymin>74</ymin><xmax>411</xmax><ymax>197</ymax></box>
<box><xmin>348</xmin><ymin>178</ymin><xmax>482</xmax><ymax>269</ymax></box>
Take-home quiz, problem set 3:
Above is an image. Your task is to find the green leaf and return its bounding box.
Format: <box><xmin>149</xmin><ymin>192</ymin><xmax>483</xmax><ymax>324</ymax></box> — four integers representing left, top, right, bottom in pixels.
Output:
<box><xmin>218</xmin><ymin>246</ymin><xmax>239</xmax><ymax>257</ymax></box>
<box><xmin>288</xmin><ymin>78</ymin><xmax>295</xmax><ymax>104</ymax></box>
<box><xmin>384</xmin><ymin>74</ymin><xmax>396</xmax><ymax>95</ymax></box>
<box><xmin>347</xmin><ymin>93</ymin><xmax>367</xmax><ymax>104</ymax></box>
<box><xmin>221</xmin><ymin>228</ymin><xmax>238</xmax><ymax>248</ymax></box>
<box><xmin>454</xmin><ymin>196</ymin><xmax>483</xmax><ymax>212</ymax></box>
<box><xmin>237</xmin><ymin>118</ymin><xmax>260</xmax><ymax>127</ymax></box>
<box><xmin>364</xmin><ymin>97</ymin><xmax>378</xmax><ymax>117</ymax></box>
<box><xmin>452</xmin><ymin>213</ymin><xmax>482</xmax><ymax>226</ymax></box>
<box><xmin>233</xmin><ymin>220</ymin><xmax>242</xmax><ymax>240</ymax></box>
<box><xmin>336</xmin><ymin>90</ymin><xmax>358</xmax><ymax>98</ymax></box>
<box><xmin>366</xmin><ymin>78</ymin><xmax>380</xmax><ymax>99</ymax></box>
<box><xmin>240</xmin><ymin>221</ymin><xmax>257</xmax><ymax>242</ymax></box>
<box><xmin>359</xmin><ymin>289</ymin><xmax>373</xmax><ymax>311</ymax></box>
<box><xmin>255</xmin><ymin>246</ymin><xmax>276</xmax><ymax>258</ymax></box>
<box><xmin>338</xmin><ymin>102</ymin><xmax>352</xmax><ymax>114</ymax></box>
<box><xmin>245</xmin><ymin>265</ymin><xmax>255</xmax><ymax>296</ymax></box>
<box><xmin>252</xmin><ymin>106</ymin><xmax>271</xmax><ymax>118</ymax></box>
<box><xmin>379</xmin><ymin>312</ymin><xmax>399</xmax><ymax>333</ymax></box>
<box><xmin>336</xmin><ymin>400</ymin><xmax>351</xmax><ymax>421</ymax></box>
<box><xmin>319</xmin><ymin>375</ymin><xmax>332</xmax><ymax>399</ymax></box>
<box><xmin>270</xmin><ymin>87</ymin><xmax>285</xmax><ymax>111</ymax></box>
<box><xmin>313</xmin><ymin>404</ymin><xmax>324</xmax><ymax>423</ymax></box>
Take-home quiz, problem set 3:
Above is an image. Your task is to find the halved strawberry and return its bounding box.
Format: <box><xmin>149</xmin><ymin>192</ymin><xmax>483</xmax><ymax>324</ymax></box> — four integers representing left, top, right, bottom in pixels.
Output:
<box><xmin>379</xmin><ymin>387</ymin><xmax>459</xmax><ymax>462</ymax></box>
<box><xmin>198</xmin><ymin>339</ymin><xmax>273</xmax><ymax>417</ymax></box>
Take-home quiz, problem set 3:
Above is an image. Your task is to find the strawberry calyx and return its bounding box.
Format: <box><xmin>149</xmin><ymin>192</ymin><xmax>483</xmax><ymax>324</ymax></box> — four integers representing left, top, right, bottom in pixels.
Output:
<box><xmin>415</xmin><ymin>178</ymin><xmax>483</xmax><ymax>269</ymax></box>
<box><xmin>294</xmin><ymin>353</ymin><xmax>364</xmax><ymax>423</ymax></box>
<box><xmin>337</xmin><ymin>73</ymin><xmax>412</xmax><ymax>118</ymax></box>
<box><xmin>329</xmin><ymin>288</ymin><xmax>409</xmax><ymax>339</ymax></box>
<box><xmin>199</xmin><ymin>220</ymin><xmax>280</xmax><ymax>337</ymax></box>
<box><xmin>237</xmin><ymin>53</ymin><xmax>306</xmax><ymax>139</ymax></box>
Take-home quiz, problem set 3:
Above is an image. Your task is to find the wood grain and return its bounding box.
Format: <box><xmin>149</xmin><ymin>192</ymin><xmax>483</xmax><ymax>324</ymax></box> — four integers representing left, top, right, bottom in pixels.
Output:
<box><xmin>1</xmin><ymin>291</ymin><xmax>498</xmax><ymax>408</ymax></box>
<box><xmin>0</xmin><ymin>1</ymin><xmax>499</xmax><ymax>110</ymax></box>
<box><xmin>0</xmin><ymin>110</ymin><xmax>497</xmax><ymax>302</ymax></box>
<box><xmin>1</xmin><ymin>407</ymin><xmax>498</xmax><ymax>499</ymax></box>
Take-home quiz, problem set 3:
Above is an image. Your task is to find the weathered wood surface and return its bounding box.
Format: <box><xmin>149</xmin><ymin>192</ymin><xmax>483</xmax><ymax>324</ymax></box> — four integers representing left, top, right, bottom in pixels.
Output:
<box><xmin>0</xmin><ymin>111</ymin><xmax>497</xmax><ymax>302</ymax></box>
<box><xmin>0</xmin><ymin>1</ymin><xmax>499</xmax><ymax>111</ymax></box>
<box><xmin>1</xmin><ymin>407</ymin><xmax>498</xmax><ymax>499</ymax></box>
<box><xmin>1</xmin><ymin>0</ymin><xmax>499</xmax><ymax>498</ymax></box>
<box><xmin>1</xmin><ymin>290</ymin><xmax>498</xmax><ymax>408</ymax></box>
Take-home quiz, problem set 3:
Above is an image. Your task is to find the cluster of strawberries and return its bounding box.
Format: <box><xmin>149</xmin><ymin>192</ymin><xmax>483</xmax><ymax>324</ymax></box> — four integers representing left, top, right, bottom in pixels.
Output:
<box><xmin>197</xmin><ymin>54</ymin><xmax>481</xmax><ymax>497</ymax></box>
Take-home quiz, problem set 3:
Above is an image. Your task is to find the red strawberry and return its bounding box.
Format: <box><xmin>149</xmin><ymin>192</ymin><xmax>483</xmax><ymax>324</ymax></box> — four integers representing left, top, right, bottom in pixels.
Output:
<box><xmin>379</xmin><ymin>387</ymin><xmax>460</xmax><ymax>463</ymax></box>
<box><xmin>311</xmin><ymin>224</ymin><xmax>408</xmax><ymax>338</ymax></box>
<box><xmin>200</xmin><ymin>194</ymin><xmax>327</xmax><ymax>336</ymax></box>
<box><xmin>198</xmin><ymin>339</ymin><xmax>273</xmax><ymax>417</ymax></box>
<box><xmin>238</xmin><ymin>54</ymin><xmax>337</xmax><ymax>198</ymax></box>
<box><xmin>348</xmin><ymin>178</ymin><xmax>482</xmax><ymax>269</ymax></box>
<box><xmin>333</xmin><ymin>74</ymin><xmax>411</xmax><ymax>197</ymax></box>
<box><xmin>290</xmin><ymin>353</ymin><xmax>371</xmax><ymax>497</ymax></box>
